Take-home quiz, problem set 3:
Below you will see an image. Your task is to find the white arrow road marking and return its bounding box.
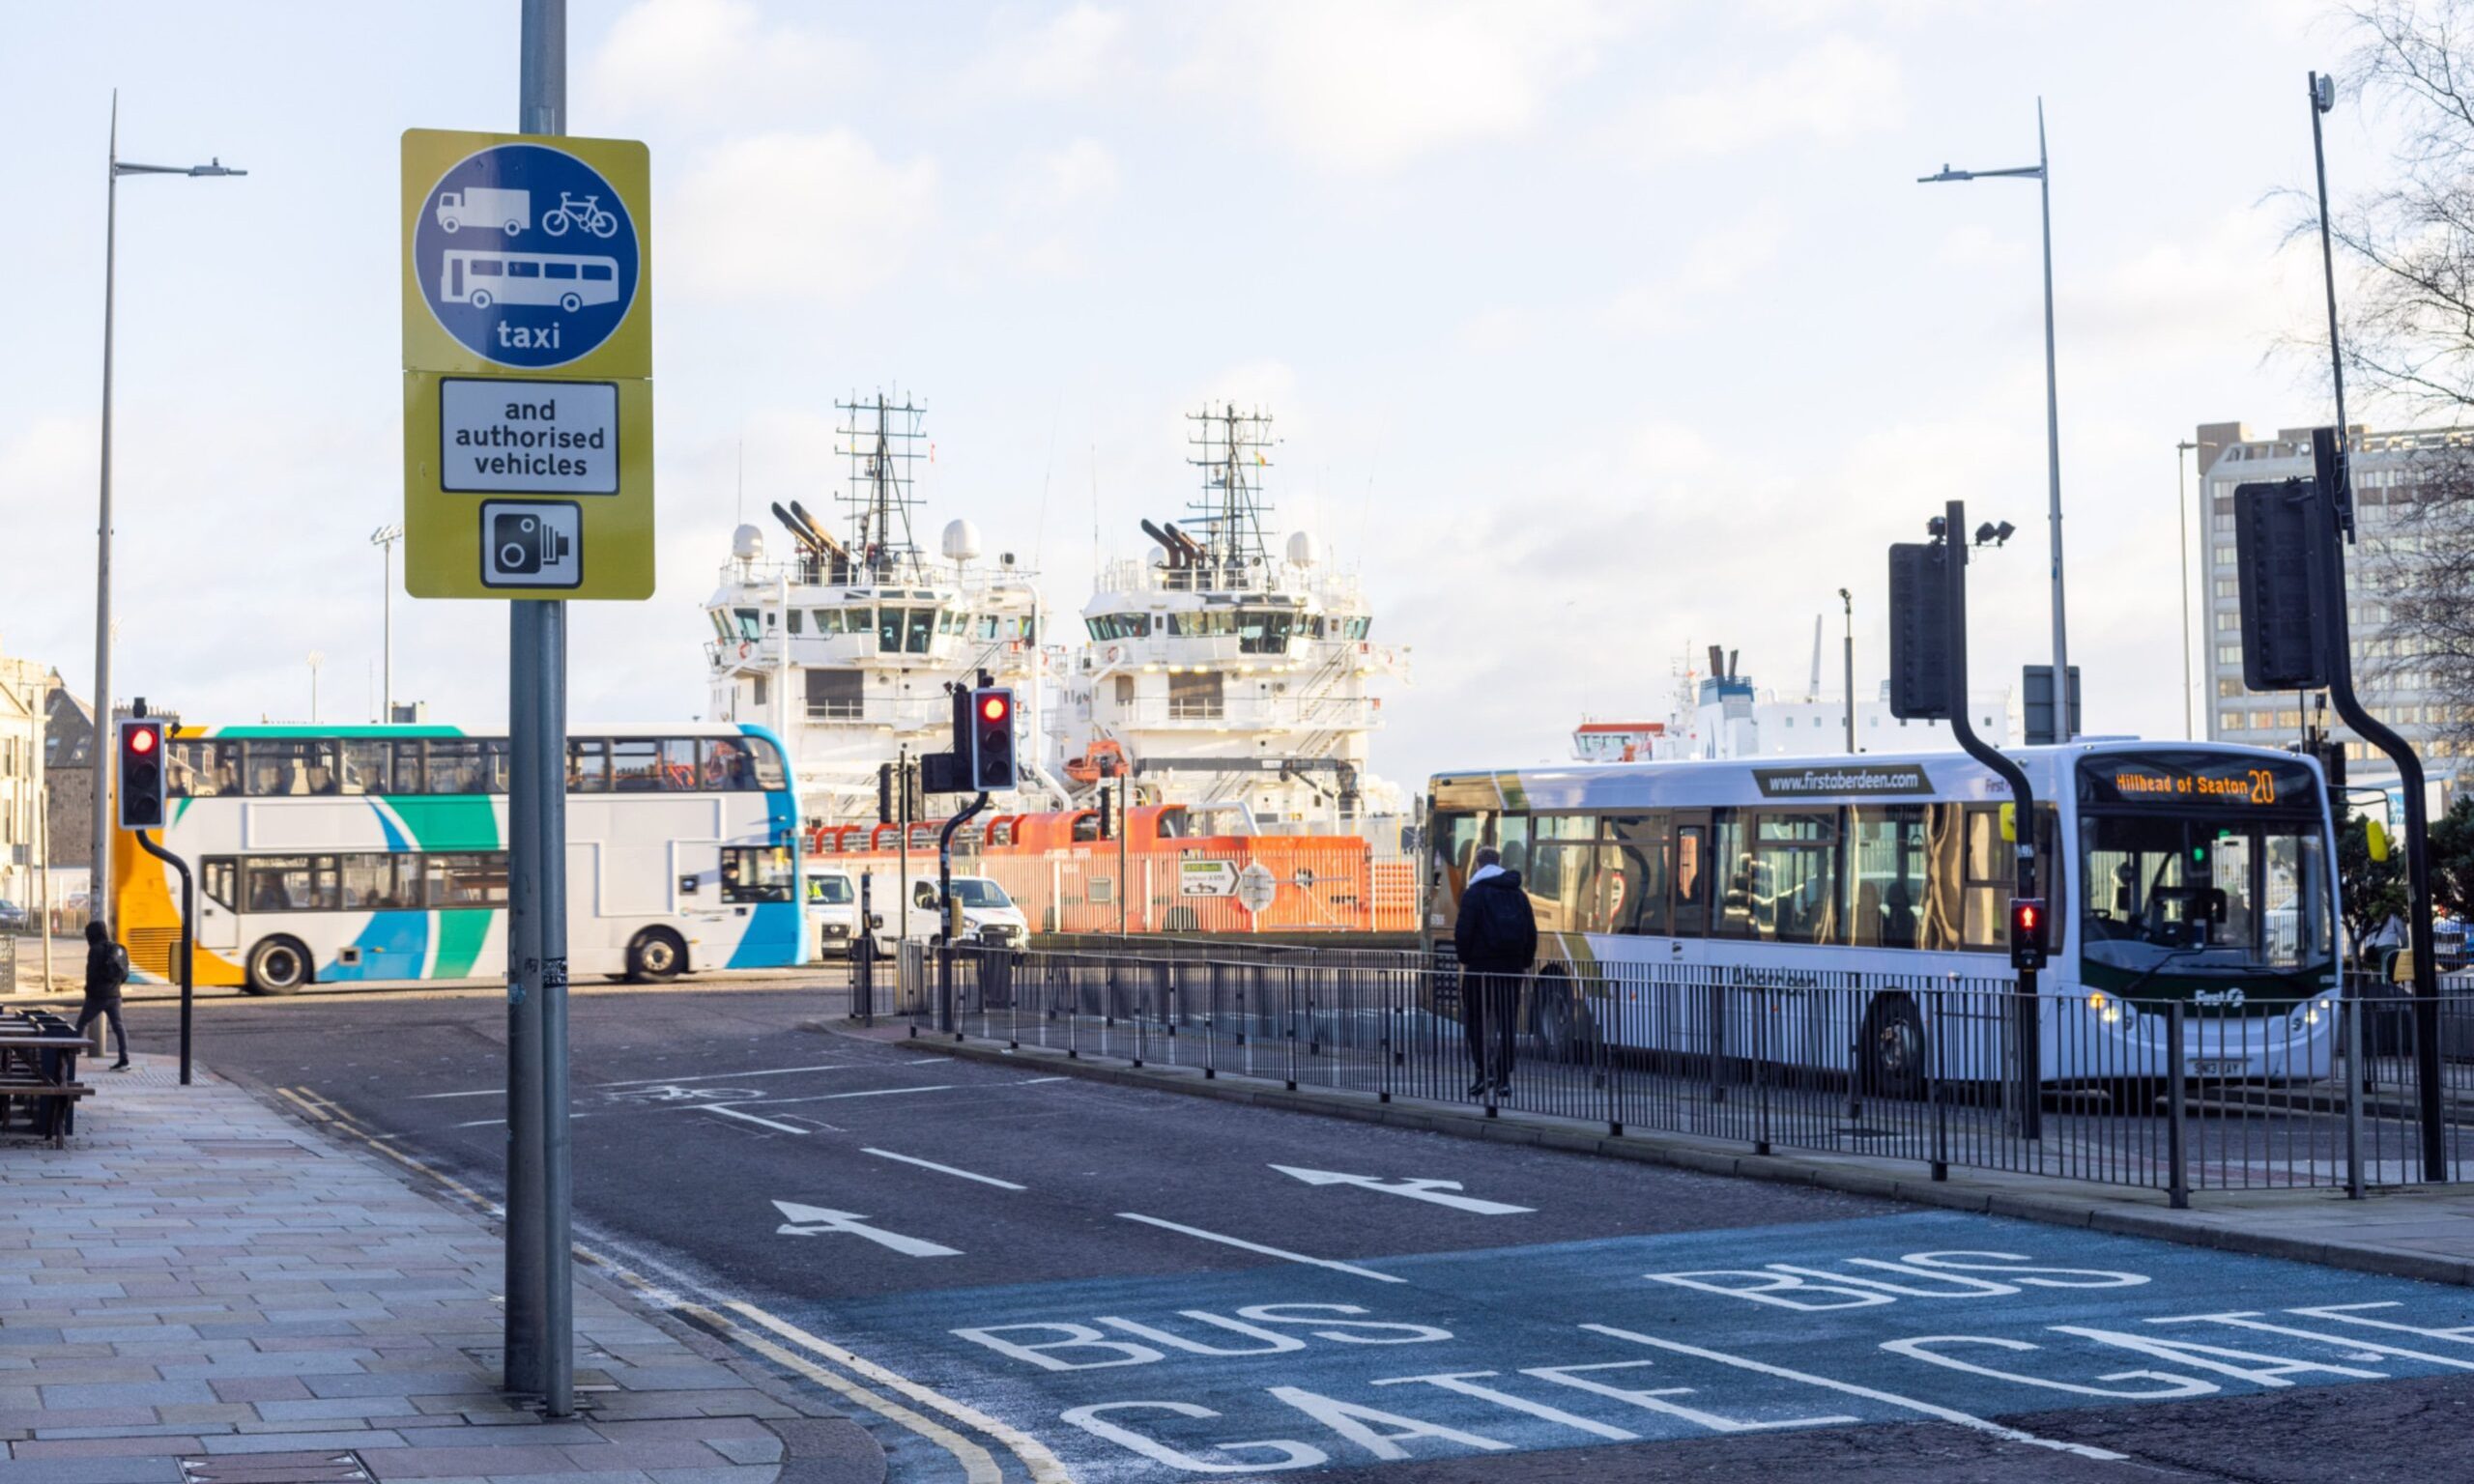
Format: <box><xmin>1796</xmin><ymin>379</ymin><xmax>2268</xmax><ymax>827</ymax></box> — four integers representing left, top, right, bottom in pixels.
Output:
<box><xmin>774</xmin><ymin>1200</ymin><xmax>961</xmax><ymax>1258</ymax></box>
<box><xmin>1271</xmin><ymin>1164</ymin><xmax>1535</xmax><ymax>1214</ymax></box>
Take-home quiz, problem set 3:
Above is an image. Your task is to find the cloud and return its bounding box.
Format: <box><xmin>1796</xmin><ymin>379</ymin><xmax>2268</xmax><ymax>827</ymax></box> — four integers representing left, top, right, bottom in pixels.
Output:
<box><xmin>964</xmin><ymin>3</ymin><xmax>1131</xmax><ymax>100</ymax></box>
<box><xmin>1609</xmin><ymin>209</ymin><xmax>1788</xmax><ymax>333</ymax></box>
<box><xmin>1186</xmin><ymin>0</ymin><xmax>1628</xmax><ymax>173</ymax></box>
<box><xmin>590</xmin><ymin>0</ymin><xmax>860</xmax><ymax>122</ymax></box>
<box><xmin>964</xmin><ymin>138</ymin><xmax>1121</xmax><ymax>281</ymax></box>
<box><xmin>670</xmin><ymin>131</ymin><xmax>937</xmax><ymax>300</ymax></box>
<box><xmin>1617</xmin><ymin>36</ymin><xmax>1903</xmax><ymax>164</ymax></box>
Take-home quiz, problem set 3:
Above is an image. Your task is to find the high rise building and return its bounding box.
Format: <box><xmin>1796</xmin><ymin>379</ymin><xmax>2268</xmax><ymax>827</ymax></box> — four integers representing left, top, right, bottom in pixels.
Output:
<box><xmin>2195</xmin><ymin>420</ymin><xmax>2470</xmax><ymax>803</ymax></box>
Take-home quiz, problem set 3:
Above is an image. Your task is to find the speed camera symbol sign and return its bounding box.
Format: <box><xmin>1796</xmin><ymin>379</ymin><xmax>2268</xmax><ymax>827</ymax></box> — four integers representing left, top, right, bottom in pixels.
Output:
<box><xmin>480</xmin><ymin>501</ymin><xmax>583</xmax><ymax>588</ymax></box>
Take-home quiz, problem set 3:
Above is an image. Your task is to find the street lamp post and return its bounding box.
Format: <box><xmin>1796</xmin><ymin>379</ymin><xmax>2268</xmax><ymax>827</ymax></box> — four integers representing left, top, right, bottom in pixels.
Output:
<box><xmin>1920</xmin><ymin>99</ymin><xmax>2068</xmax><ymax>738</ymax></box>
<box><xmin>306</xmin><ymin>652</ymin><xmax>325</xmax><ymax>725</ymax></box>
<box><xmin>91</xmin><ymin>93</ymin><xmax>245</xmax><ymax>925</ymax></box>
<box><xmin>2175</xmin><ymin>440</ymin><xmax>2201</xmax><ymax>740</ymax></box>
<box><xmin>371</xmin><ymin>524</ymin><xmax>404</xmax><ymax>722</ymax></box>
<box><xmin>1838</xmin><ymin>587</ymin><xmax>1855</xmax><ymax>753</ymax></box>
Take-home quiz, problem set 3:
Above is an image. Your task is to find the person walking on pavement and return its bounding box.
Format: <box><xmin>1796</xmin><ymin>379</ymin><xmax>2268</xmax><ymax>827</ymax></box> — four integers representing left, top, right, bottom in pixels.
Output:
<box><xmin>77</xmin><ymin>921</ymin><xmax>132</xmax><ymax>1071</ymax></box>
<box><xmin>1454</xmin><ymin>845</ymin><xmax>1537</xmax><ymax>1099</ymax></box>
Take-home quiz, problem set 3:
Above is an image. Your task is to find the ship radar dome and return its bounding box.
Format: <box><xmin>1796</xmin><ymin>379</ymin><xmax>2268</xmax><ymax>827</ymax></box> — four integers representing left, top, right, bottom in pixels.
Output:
<box><xmin>1285</xmin><ymin>531</ymin><xmax>1322</xmax><ymax>568</ymax></box>
<box><xmin>732</xmin><ymin>524</ymin><xmax>765</xmax><ymax>561</ymax></box>
<box><xmin>941</xmin><ymin>519</ymin><xmax>983</xmax><ymax>563</ymax></box>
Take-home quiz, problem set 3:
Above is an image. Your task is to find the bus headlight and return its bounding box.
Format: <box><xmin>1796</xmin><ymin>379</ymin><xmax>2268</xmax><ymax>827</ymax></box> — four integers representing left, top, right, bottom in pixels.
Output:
<box><xmin>2086</xmin><ymin>990</ymin><xmax>2122</xmax><ymax>1025</ymax></box>
<box><xmin>2292</xmin><ymin>995</ymin><xmax>2334</xmax><ymax>1030</ymax></box>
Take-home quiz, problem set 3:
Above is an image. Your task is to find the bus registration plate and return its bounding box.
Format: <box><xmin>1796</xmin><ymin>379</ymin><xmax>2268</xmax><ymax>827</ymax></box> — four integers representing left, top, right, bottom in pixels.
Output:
<box><xmin>2188</xmin><ymin>1059</ymin><xmax>2250</xmax><ymax>1076</ymax></box>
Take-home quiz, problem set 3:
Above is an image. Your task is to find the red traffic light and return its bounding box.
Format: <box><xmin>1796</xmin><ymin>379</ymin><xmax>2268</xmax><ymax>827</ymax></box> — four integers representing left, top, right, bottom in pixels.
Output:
<box><xmin>128</xmin><ymin>726</ymin><xmax>158</xmax><ymax>755</ymax></box>
<box><xmin>979</xmin><ymin>694</ymin><xmax>1009</xmax><ymax>723</ymax></box>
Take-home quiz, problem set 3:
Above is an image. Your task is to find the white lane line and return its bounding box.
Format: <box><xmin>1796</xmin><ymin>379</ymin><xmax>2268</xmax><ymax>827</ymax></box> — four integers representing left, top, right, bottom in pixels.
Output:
<box><xmin>1580</xmin><ymin>1326</ymin><xmax>2129</xmax><ymax>1463</ymax></box>
<box><xmin>1014</xmin><ymin>1076</ymin><xmax>1072</xmax><ymax>1085</ymax></box>
<box><xmin>1118</xmin><ymin>1213</ymin><xmax>1403</xmax><ymax>1283</ymax></box>
<box><xmin>700</xmin><ymin>1104</ymin><xmax>811</xmax><ymax>1134</ymax></box>
<box><xmin>764</xmin><ymin>1085</ymin><xmax>961</xmax><ymax>1106</ymax></box>
<box><xmin>861</xmin><ymin>1148</ymin><xmax>1025</xmax><ymax>1190</ymax></box>
<box><xmin>592</xmin><ymin>1062</ymin><xmax>858</xmax><ymax>1089</ymax></box>
<box><xmin>453</xmin><ymin>1114</ymin><xmax>594</xmax><ymax>1129</ymax></box>
<box><xmin>412</xmin><ymin>1088</ymin><xmax>503</xmax><ymax>1100</ymax></box>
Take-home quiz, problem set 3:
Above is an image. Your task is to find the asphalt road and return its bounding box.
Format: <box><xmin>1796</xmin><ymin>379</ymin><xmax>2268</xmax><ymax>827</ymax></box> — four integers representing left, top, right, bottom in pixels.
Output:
<box><xmin>129</xmin><ymin>985</ymin><xmax>2474</xmax><ymax>1484</ymax></box>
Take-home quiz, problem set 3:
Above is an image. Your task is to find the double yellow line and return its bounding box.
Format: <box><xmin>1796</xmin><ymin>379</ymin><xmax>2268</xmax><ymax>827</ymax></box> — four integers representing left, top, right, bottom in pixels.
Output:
<box><xmin>274</xmin><ymin>1084</ymin><xmax>1072</xmax><ymax>1483</ymax></box>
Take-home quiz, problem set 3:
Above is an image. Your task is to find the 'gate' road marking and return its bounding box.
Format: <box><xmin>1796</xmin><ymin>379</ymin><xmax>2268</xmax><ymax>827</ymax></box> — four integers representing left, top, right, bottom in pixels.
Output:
<box><xmin>1118</xmin><ymin>1213</ymin><xmax>1404</xmax><ymax>1282</ymax></box>
<box><xmin>1580</xmin><ymin>1325</ymin><xmax>2129</xmax><ymax>1463</ymax></box>
<box><xmin>863</xmin><ymin>1148</ymin><xmax>1025</xmax><ymax>1189</ymax></box>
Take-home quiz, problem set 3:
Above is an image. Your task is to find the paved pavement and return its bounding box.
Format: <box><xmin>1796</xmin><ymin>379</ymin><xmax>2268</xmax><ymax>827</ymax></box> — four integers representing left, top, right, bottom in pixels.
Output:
<box><xmin>0</xmin><ymin>1049</ymin><xmax>877</xmax><ymax>1483</ymax></box>
<box><xmin>107</xmin><ymin>985</ymin><xmax>2474</xmax><ymax>1482</ymax></box>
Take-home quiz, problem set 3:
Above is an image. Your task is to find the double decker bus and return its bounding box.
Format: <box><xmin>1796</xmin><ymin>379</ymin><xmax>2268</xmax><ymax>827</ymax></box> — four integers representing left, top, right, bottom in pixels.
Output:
<box><xmin>113</xmin><ymin>723</ymin><xmax>803</xmax><ymax>994</ymax></box>
<box><xmin>1424</xmin><ymin>740</ymin><xmax>2341</xmax><ymax>1093</ymax></box>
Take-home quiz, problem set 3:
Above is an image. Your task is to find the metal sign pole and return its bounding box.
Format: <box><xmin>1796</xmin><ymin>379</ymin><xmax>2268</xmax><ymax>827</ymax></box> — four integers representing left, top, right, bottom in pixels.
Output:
<box><xmin>504</xmin><ymin>0</ymin><xmax>573</xmax><ymax>1417</ymax></box>
<box><xmin>129</xmin><ymin>830</ymin><xmax>191</xmax><ymax>1085</ymax></box>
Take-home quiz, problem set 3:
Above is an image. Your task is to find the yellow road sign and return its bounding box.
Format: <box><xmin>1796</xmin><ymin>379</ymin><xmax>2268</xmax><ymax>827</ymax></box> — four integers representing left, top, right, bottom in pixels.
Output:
<box><xmin>403</xmin><ymin>372</ymin><xmax>653</xmax><ymax>600</ymax></box>
<box><xmin>401</xmin><ymin>128</ymin><xmax>653</xmax><ymax>600</ymax></box>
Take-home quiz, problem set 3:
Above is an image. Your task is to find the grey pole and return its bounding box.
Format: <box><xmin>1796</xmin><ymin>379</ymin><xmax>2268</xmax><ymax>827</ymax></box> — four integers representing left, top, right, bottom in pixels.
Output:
<box><xmin>2035</xmin><ymin>100</ymin><xmax>2068</xmax><ymax>738</ymax></box>
<box><xmin>1838</xmin><ymin>588</ymin><xmax>1855</xmax><ymax>753</ymax></box>
<box><xmin>2175</xmin><ymin>441</ymin><xmax>2199</xmax><ymax>739</ymax></box>
<box><xmin>92</xmin><ymin>97</ymin><xmax>119</xmax><ymax>928</ymax></box>
<box><xmin>506</xmin><ymin>0</ymin><xmax>573</xmax><ymax>1416</ymax></box>
<box><xmin>372</xmin><ymin>525</ymin><xmax>403</xmax><ymax>722</ymax></box>
<box><xmin>2311</xmin><ymin>73</ymin><xmax>2350</xmax><ymax>449</ymax></box>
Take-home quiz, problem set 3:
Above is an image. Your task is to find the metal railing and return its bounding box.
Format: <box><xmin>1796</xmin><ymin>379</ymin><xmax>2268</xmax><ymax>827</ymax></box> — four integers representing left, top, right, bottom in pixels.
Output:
<box><xmin>901</xmin><ymin>946</ymin><xmax>2474</xmax><ymax>1204</ymax></box>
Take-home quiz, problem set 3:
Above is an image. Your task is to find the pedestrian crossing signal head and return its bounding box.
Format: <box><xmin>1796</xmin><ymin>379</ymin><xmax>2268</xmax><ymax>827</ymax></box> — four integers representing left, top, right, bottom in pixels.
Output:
<box><xmin>118</xmin><ymin>721</ymin><xmax>166</xmax><ymax>831</ymax></box>
<box><xmin>2009</xmin><ymin>897</ymin><xmax>2048</xmax><ymax>971</ymax></box>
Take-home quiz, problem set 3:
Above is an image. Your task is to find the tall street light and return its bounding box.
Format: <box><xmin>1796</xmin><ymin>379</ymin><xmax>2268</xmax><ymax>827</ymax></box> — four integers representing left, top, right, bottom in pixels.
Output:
<box><xmin>1920</xmin><ymin>99</ymin><xmax>2068</xmax><ymax>738</ymax></box>
<box><xmin>2175</xmin><ymin>440</ymin><xmax>2201</xmax><ymax>740</ymax></box>
<box><xmin>92</xmin><ymin>93</ymin><xmax>245</xmax><ymax>925</ymax></box>
<box><xmin>1838</xmin><ymin>587</ymin><xmax>1856</xmax><ymax>753</ymax></box>
<box><xmin>307</xmin><ymin>652</ymin><xmax>325</xmax><ymax>725</ymax></box>
<box><xmin>371</xmin><ymin>524</ymin><xmax>404</xmax><ymax>722</ymax></box>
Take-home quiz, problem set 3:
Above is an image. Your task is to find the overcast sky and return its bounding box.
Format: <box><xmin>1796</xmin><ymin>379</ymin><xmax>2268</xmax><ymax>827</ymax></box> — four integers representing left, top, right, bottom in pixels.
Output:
<box><xmin>0</xmin><ymin>0</ymin><xmax>2395</xmax><ymax>785</ymax></box>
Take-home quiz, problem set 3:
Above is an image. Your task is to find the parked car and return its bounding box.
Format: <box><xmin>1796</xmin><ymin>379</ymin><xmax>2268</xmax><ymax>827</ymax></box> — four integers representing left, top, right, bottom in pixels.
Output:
<box><xmin>0</xmin><ymin>900</ymin><xmax>25</xmax><ymax>932</ymax></box>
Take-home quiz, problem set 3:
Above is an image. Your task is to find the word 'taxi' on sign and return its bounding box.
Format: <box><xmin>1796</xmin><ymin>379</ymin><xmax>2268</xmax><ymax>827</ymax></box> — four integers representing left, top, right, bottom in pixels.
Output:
<box><xmin>400</xmin><ymin>128</ymin><xmax>654</xmax><ymax>601</ymax></box>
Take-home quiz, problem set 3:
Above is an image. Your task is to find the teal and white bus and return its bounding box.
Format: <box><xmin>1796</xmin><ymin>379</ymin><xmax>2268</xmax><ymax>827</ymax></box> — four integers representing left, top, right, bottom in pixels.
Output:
<box><xmin>115</xmin><ymin>723</ymin><xmax>804</xmax><ymax>994</ymax></box>
<box><xmin>1425</xmin><ymin>740</ymin><xmax>2343</xmax><ymax>1092</ymax></box>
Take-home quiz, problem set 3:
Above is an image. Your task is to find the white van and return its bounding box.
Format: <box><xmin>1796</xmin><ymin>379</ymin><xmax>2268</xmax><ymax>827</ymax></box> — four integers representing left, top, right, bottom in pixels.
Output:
<box><xmin>851</xmin><ymin>870</ymin><xmax>1028</xmax><ymax>954</ymax></box>
<box><xmin>806</xmin><ymin>868</ymin><xmax>864</xmax><ymax>960</ymax></box>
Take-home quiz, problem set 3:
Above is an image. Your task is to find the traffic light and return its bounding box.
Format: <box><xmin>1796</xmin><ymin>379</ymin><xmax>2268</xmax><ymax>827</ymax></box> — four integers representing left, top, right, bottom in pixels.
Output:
<box><xmin>969</xmin><ymin>687</ymin><xmax>1017</xmax><ymax>791</ymax></box>
<box><xmin>2232</xmin><ymin>478</ymin><xmax>2330</xmax><ymax>691</ymax></box>
<box><xmin>118</xmin><ymin>720</ymin><xmax>166</xmax><ymax>831</ymax></box>
<box><xmin>1097</xmin><ymin>782</ymin><xmax>1114</xmax><ymax>841</ymax></box>
<box><xmin>2009</xmin><ymin>897</ymin><xmax>2048</xmax><ymax>972</ymax></box>
<box><xmin>1887</xmin><ymin>542</ymin><xmax>1951</xmax><ymax>721</ymax></box>
<box><xmin>877</xmin><ymin>762</ymin><xmax>895</xmax><ymax>825</ymax></box>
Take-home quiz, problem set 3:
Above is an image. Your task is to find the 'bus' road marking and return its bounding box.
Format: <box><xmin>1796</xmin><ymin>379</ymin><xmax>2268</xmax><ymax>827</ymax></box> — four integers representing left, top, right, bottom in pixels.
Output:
<box><xmin>774</xmin><ymin>1200</ymin><xmax>958</xmax><ymax>1257</ymax></box>
<box><xmin>862</xmin><ymin>1148</ymin><xmax>1025</xmax><ymax>1189</ymax></box>
<box><xmin>1117</xmin><ymin>1213</ymin><xmax>1403</xmax><ymax>1283</ymax></box>
<box><xmin>1580</xmin><ymin>1325</ymin><xmax>2129</xmax><ymax>1464</ymax></box>
<box><xmin>1272</xmin><ymin>1163</ymin><xmax>1535</xmax><ymax>1215</ymax></box>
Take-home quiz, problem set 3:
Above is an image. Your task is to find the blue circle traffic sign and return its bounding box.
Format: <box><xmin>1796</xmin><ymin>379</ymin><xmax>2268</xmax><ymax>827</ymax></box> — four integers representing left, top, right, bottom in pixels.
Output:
<box><xmin>411</xmin><ymin>142</ymin><xmax>639</xmax><ymax>370</ymax></box>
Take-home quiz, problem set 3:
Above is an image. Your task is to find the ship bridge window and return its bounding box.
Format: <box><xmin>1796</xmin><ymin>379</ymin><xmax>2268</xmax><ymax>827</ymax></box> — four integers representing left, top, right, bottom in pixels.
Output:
<box><xmin>734</xmin><ymin>609</ymin><xmax>762</xmax><ymax>642</ymax></box>
<box><xmin>1087</xmin><ymin>614</ymin><xmax>1151</xmax><ymax>641</ymax></box>
<box><xmin>877</xmin><ymin>608</ymin><xmax>906</xmax><ymax>652</ymax></box>
<box><xmin>786</xmin><ymin>610</ymin><xmax>803</xmax><ymax>635</ymax></box>
<box><xmin>806</xmin><ymin>670</ymin><xmax>863</xmax><ymax>720</ymax></box>
<box><xmin>906</xmin><ymin>608</ymin><xmax>935</xmax><ymax>653</ymax></box>
<box><xmin>1237</xmin><ymin>610</ymin><xmax>1293</xmax><ymax>655</ymax></box>
<box><xmin>1168</xmin><ymin>671</ymin><xmax>1224</xmax><ymax>721</ymax></box>
<box><xmin>980</xmin><ymin>615</ymin><xmax>1001</xmax><ymax>640</ymax></box>
<box><xmin>707</xmin><ymin>611</ymin><xmax>734</xmax><ymax>644</ymax></box>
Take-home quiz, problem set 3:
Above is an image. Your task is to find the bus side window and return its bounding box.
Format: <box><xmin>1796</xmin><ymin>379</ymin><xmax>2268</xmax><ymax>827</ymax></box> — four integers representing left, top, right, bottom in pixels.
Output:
<box><xmin>202</xmin><ymin>858</ymin><xmax>236</xmax><ymax>911</ymax></box>
<box><xmin>1601</xmin><ymin>813</ymin><xmax>1670</xmax><ymax>936</ymax></box>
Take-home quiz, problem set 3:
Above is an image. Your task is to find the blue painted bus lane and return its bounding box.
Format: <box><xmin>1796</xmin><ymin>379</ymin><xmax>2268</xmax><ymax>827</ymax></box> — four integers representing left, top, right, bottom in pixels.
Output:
<box><xmin>789</xmin><ymin>1210</ymin><xmax>2474</xmax><ymax>1480</ymax></box>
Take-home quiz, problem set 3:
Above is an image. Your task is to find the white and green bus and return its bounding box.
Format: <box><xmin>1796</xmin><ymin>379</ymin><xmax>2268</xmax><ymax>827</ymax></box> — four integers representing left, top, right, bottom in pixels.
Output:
<box><xmin>114</xmin><ymin>723</ymin><xmax>804</xmax><ymax>994</ymax></box>
<box><xmin>1425</xmin><ymin>740</ymin><xmax>2342</xmax><ymax>1093</ymax></box>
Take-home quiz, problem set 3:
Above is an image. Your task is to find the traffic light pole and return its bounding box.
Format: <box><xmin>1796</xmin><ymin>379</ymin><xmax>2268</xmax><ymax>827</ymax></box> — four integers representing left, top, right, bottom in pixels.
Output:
<box><xmin>1939</xmin><ymin>499</ymin><xmax>2043</xmax><ymax>1140</ymax></box>
<box><xmin>129</xmin><ymin>830</ymin><xmax>191</xmax><ymax>1086</ymax></box>
<box><xmin>2300</xmin><ymin>429</ymin><xmax>2445</xmax><ymax>1180</ymax></box>
<box><xmin>935</xmin><ymin>791</ymin><xmax>991</xmax><ymax>1035</ymax></box>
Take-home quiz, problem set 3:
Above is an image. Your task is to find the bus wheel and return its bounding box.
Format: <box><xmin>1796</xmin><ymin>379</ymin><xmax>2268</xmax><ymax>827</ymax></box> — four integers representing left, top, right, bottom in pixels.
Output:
<box><xmin>469</xmin><ymin>288</ymin><xmax>493</xmax><ymax>310</ymax></box>
<box><xmin>1859</xmin><ymin>994</ymin><xmax>1927</xmax><ymax>1099</ymax></box>
<box><xmin>1535</xmin><ymin>972</ymin><xmax>1592</xmax><ymax>1065</ymax></box>
<box><xmin>626</xmin><ymin>928</ymin><xmax>685</xmax><ymax>984</ymax></box>
<box><xmin>245</xmin><ymin>937</ymin><xmax>312</xmax><ymax>997</ymax></box>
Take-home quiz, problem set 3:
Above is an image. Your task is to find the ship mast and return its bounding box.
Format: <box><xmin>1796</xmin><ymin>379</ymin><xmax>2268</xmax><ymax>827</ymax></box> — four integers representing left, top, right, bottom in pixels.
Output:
<box><xmin>1183</xmin><ymin>403</ymin><xmax>1276</xmax><ymax>582</ymax></box>
<box><xmin>836</xmin><ymin>391</ymin><xmax>928</xmax><ymax>584</ymax></box>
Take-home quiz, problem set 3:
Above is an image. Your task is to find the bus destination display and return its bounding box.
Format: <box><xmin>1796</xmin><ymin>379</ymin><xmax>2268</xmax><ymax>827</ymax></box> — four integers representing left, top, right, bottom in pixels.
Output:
<box><xmin>2080</xmin><ymin>754</ymin><xmax>2316</xmax><ymax>809</ymax></box>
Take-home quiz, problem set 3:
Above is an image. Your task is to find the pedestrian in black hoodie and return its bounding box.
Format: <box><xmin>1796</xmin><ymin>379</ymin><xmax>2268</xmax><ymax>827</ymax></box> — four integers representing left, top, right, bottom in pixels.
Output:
<box><xmin>78</xmin><ymin>921</ymin><xmax>132</xmax><ymax>1071</ymax></box>
<box><xmin>1453</xmin><ymin>846</ymin><xmax>1537</xmax><ymax>1099</ymax></box>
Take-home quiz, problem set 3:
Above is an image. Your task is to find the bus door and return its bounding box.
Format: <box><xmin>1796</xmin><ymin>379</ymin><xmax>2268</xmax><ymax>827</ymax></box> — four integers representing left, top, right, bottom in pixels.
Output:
<box><xmin>1668</xmin><ymin>810</ymin><xmax>1712</xmax><ymax>954</ymax></box>
<box><xmin>197</xmin><ymin>859</ymin><xmax>240</xmax><ymax>954</ymax></box>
